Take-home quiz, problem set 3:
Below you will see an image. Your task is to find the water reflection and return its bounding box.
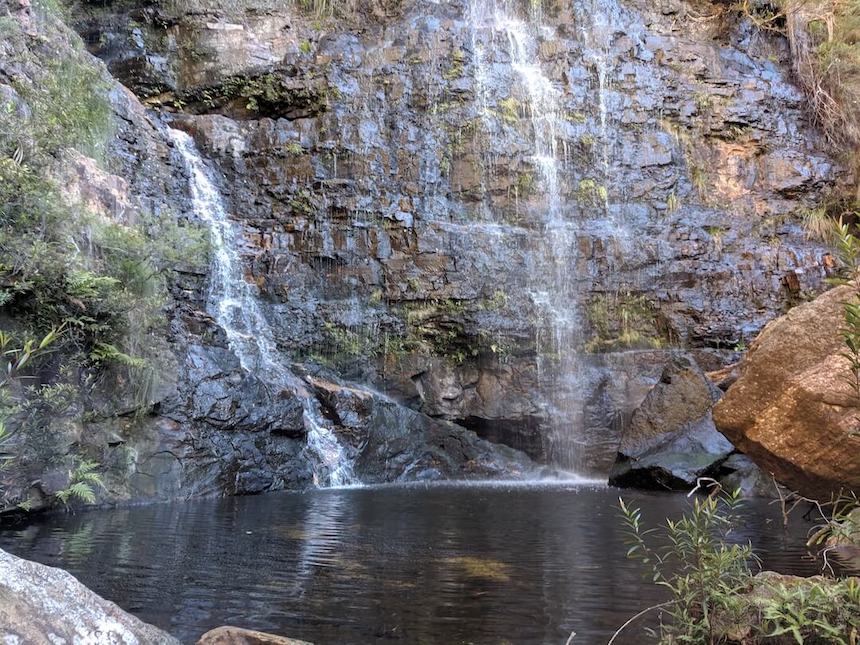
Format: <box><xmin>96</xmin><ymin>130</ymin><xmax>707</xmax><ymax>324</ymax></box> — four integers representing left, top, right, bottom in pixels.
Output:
<box><xmin>0</xmin><ymin>484</ymin><xmax>824</xmax><ymax>644</ymax></box>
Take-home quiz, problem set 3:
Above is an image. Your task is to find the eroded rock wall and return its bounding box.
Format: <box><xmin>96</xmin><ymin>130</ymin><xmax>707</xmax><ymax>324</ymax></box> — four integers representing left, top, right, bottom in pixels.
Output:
<box><xmin>69</xmin><ymin>0</ymin><xmax>845</xmax><ymax>466</ymax></box>
<box><xmin>0</xmin><ymin>0</ymin><xmax>535</xmax><ymax>513</ymax></box>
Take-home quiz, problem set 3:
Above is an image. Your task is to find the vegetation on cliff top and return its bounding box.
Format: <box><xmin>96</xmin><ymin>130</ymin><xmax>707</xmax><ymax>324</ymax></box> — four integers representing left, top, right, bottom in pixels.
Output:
<box><xmin>738</xmin><ymin>0</ymin><xmax>860</xmax><ymax>192</ymax></box>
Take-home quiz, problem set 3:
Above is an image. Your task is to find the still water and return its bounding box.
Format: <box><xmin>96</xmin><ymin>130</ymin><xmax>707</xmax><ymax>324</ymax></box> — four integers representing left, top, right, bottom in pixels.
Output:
<box><xmin>0</xmin><ymin>482</ymin><xmax>824</xmax><ymax>644</ymax></box>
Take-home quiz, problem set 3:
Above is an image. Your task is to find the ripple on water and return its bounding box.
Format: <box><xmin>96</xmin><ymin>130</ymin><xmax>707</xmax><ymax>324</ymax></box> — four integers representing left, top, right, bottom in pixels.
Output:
<box><xmin>0</xmin><ymin>484</ymin><xmax>826</xmax><ymax>644</ymax></box>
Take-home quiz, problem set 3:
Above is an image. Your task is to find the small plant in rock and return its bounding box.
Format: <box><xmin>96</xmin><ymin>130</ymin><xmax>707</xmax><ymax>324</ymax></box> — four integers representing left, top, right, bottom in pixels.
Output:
<box><xmin>55</xmin><ymin>459</ymin><xmax>104</xmax><ymax>507</ymax></box>
<box><xmin>0</xmin><ymin>328</ymin><xmax>63</xmax><ymax>465</ymax></box>
<box><xmin>761</xmin><ymin>577</ymin><xmax>860</xmax><ymax>643</ymax></box>
<box><xmin>617</xmin><ymin>484</ymin><xmax>860</xmax><ymax>644</ymax></box>
<box><xmin>802</xmin><ymin>206</ymin><xmax>832</xmax><ymax>241</ymax></box>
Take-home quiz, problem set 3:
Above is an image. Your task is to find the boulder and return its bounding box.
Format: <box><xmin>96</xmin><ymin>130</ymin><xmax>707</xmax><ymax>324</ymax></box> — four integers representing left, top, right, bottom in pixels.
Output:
<box><xmin>303</xmin><ymin>371</ymin><xmax>539</xmax><ymax>482</ymax></box>
<box><xmin>717</xmin><ymin>453</ymin><xmax>780</xmax><ymax>498</ymax></box>
<box><xmin>609</xmin><ymin>353</ymin><xmax>734</xmax><ymax>489</ymax></box>
<box><xmin>714</xmin><ymin>284</ymin><xmax>860</xmax><ymax>498</ymax></box>
<box><xmin>198</xmin><ymin>626</ymin><xmax>312</xmax><ymax>645</ymax></box>
<box><xmin>0</xmin><ymin>548</ymin><xmax>179</xmax><ymax>644</ymax></box>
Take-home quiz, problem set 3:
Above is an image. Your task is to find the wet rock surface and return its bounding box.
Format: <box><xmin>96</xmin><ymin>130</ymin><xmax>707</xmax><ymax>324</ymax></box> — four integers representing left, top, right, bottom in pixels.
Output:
<box><xmin>0</xmin><ymin>548</ymin><xmax>180</xmax><ymax>644</ymax></box>
<box><xmin>69</xmin><ymin>0</ymin><xmax>843</xmax><ymax>470</ymax></box>
<box><xmin>0</xmin><ymin>0</ymin><xmax>537</xmax><ymax>512</ymax></box>
<box><xmin>304</xmin><ymin>369</ymin><xmax>539</xmax><ymax>482</ymax></box>
<box><xmin>714</xmin><ymin>284</ymin><xmax>860</xmax><ymax>498</ymax></box>
<box><xmin>0</xmin><ymin>0</ymin><xmax>851</xmax><ymax>506</ymax></box>
<box><xmin>609</xmin><ymin>353</ymin><xmax>734</xmax><ymax>489</ymax></box>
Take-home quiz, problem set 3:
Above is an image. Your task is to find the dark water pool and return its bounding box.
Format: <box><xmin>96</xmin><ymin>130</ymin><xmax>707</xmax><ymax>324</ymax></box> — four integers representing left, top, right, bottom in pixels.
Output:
<box><xmin>0</xmin><ymin>482</ymin><xmax>825</xmax><ymax>644</ymax></box>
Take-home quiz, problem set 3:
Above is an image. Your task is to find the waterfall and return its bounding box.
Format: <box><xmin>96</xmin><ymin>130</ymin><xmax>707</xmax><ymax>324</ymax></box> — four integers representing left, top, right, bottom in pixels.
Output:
<box><xmin>469</xmin><ymin>0</ymin><xmax>588</xmax><ymax>473</ymax></box>
<box><xmin>168</xmin><ymin>128</ymin><xmax>356</xmax><ymax>488</ymax></box>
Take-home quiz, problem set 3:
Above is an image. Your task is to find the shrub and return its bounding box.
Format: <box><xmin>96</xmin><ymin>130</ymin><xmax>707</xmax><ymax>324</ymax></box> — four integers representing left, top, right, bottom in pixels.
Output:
<box><xmin>617</xmin><ymin>487</ymin><xmax>860</xmax><ymax>643</ymax></box>
<box><xmin>618</xmin><ymin>489</ymin><xmax>754</xmax><ymax>643</ymax></box>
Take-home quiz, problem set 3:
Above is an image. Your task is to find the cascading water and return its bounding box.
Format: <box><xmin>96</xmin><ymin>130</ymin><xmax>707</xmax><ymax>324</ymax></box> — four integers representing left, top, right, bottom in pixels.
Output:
<box><xmin>168</xmin><ymin>128</ymin><xmax>356</xmax><ymax>488</ymax></box>
<box><xmin>468</xmin><ymin>0</ymin><xmax>588</xmax><ymax>473</ymax></box>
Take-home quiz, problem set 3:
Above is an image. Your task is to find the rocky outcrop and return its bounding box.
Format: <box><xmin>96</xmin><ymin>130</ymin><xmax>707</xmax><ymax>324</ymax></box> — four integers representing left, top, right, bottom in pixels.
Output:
<box><xmin>0</xmin><ymin>548</ymin><xmax>180</xmax><ymax>644</ymax></box>
<box><xmin>304</xmin><ymin>370</ymin><xmax>538</xmax><ymax>481</ymax></box>
<box><xmin>0</xmin><ymin>0</ymin><xmax>536</xmax><ymax>513</ymax></box>
<box><xmin>714</xmin><ymin>284</ymin><xmax>860</xmax><ymax>498</ymax></box>
<box><xmin>198</xmin><ymin>626</ymin><xmax>312</xmax><ymax>645</ymax></box>
<box><xmin>609</xmin><ymin>353</ymin><xmax>734</xmax><ymax>489</ymax></box>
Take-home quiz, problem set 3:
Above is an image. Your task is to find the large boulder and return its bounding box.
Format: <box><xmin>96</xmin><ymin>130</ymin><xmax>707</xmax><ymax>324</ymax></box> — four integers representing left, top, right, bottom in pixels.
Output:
<box><xmin>0</xmin><ymin>548</ymin><xmax>179</xmax><ymax>644</ymax></box>
<box><xmin>609</xmin><ymin>353</ymin><xmax>734</xmax><ymax>489</ymax></box>
<box><xmin>714</xmin><ymin>284</ymin><xmax>860</xmax><ymax>498</ymax></box>
<box><xmin>303</xmin><ymin>371</ymin><xmax>539</xmax><ymax>482</ymax></box>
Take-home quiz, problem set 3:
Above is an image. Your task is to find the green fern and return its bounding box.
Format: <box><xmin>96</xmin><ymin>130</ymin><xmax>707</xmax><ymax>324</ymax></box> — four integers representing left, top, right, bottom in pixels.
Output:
<box><xmin>55</xmin><ymin>459</ymin><xmax>104</xmax><ymax>507</ymax></box>
<box><xmin>89</xmin><ymin>342</ymin><xmax>146</xmax><ymax>368</ymax></box>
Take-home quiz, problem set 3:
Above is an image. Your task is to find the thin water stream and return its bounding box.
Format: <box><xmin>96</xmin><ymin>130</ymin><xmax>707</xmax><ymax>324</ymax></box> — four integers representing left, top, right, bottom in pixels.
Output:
<box><xmin>468</xmin><ymin>0</ymin><xmax>587</xmax><ymax>472</ymax></box>
<box><xmin>169</xmin><ymin>129</ymin><xmax>356</xmax><ymax>487</ymax></box>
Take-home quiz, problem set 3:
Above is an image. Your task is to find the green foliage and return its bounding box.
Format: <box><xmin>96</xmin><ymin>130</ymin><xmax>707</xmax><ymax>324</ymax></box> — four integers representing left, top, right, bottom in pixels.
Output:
<box><xmin>498</xmin><ymin>97</ymin><xmax>520</xmax><ymax>125</ymax></box>
<box><xmin>25</xmin><ymin>60</ymin><xmax>112</xmax><ymax>159</ymax></box>
<box><xmin>443</xmin><ymin>49</ymin><xmax>466</xmax><ymax>81</ymax></box>
<box><xmin>585</xmin><ymin>291</ymin><xmax>666</xmax><ymax>353</ymax></box>
<box><xmin>760</xmin><ymin>578</ymin><xmax>860</xmax><ymax>644</ymax></box>
<box><xmin>807</xmin><ymin>493</ymin><xmax>860</xmax><ymax>548</ymax></box>
<box><xmin>618</xmin><ymin>488</ymin><xmax>860</xmax><ymax>644</ymax></box>
<box><xmin>823</xmin><ymin>216</ymin><xmax>860</xmax><ymax>411</ymax></box>
<box><xmin>55</xmin><ymin>459</ymin><xmax>104</xmax><ymax>506</ymax></box>
<box><xmin>0</xmin><ymin>327</ymin><xmax>62</xmax><ymax>480</ymax></box>
<box><xmin>690</xmin><ymin>164</ymin><xmax>708</xmax><ymax>197</ymax></box>
<box><xmin>830</xmin><ymin>216</ymin><xmax>860</xmax><ymax>280</ymax></box>
<box><xmin>619</xmin><ymin>489</ymin><xmax>754</xmax><ymax>644</ymax></box>
<box><xmin>0</xmin><ymin>28</ymin><xmax>111</xmax><ymax>164</ymax></box>
<box><xmin>802</xmin><ymin>206</ymin><xmax>832</xmax><ymax>241</ymax></box>
<box><xmin>296</xmin><ymin>0</ymin><xmax>334</xmax><ymax>18</ymax></box>
<box><xmin>185</xmin><ymin>72</ymin><xmax>327</xmax><ymax>117</ymax></box>
<box><xmin>323</xmin><ymin>321</ymin><xmax>366</xmax><ymax>359</ymax></box>
<box><xmin>481</xmin><ymin>289</ymin><xmax>510</xmax><ymax>312</ymax></box>
<box><xmin>90</xmin><ymin>342</ymin><xmax>146</xmax><ymax>368</ymax></box>
<box><xmin>577</xmin><ymin>178</ymin><xmax>608</xmax><ymax>205</ymax></box>
<box><xmin>841</xmin><ymin>297</ymin><xmax>860</xmax><ymax>400</ymax></box>
<box><xmin>666</xmin><ymin>191</ymin><xmax>680</xmax><ymax>214</ymax></box>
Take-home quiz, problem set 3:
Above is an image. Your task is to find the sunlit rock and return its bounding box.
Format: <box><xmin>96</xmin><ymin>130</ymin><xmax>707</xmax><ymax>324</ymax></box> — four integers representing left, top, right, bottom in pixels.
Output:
<box><xmin>0</xmin><ymin>549</ymin><xmax>180</xmax><ymax>644</ymax></box>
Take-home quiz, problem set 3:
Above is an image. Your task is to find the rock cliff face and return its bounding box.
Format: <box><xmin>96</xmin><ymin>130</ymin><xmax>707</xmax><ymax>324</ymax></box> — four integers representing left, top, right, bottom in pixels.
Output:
<box><xmin>73</xmin><ymin>0</ymin><xmax>843</xmax><ymax>449</ymax></box>
<box><xmin>0</xmin><ymin>0</ymin><xmax>848</xmax><ymax>506</ymax></box>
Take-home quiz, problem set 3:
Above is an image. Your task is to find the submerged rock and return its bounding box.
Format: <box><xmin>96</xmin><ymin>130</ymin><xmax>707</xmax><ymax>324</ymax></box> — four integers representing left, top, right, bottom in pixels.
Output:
<box><xmin>198</xmin><ymin>626</ymin><xmax>313</xmax><ymax>645</ymax></box>
<box><xmin>0</xmin><ymin>548</ymin><xmax>179</xmax><ymax>644</ymax></box>
<box><xmin>609</xmin><ymin>354</ymin><xmax>734</xmax><ymax>489</ymax></box>
<box><xmin>714</xmin><ymin>284</ymin><xmax>860</xmax><ymax>498</ymax></box>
